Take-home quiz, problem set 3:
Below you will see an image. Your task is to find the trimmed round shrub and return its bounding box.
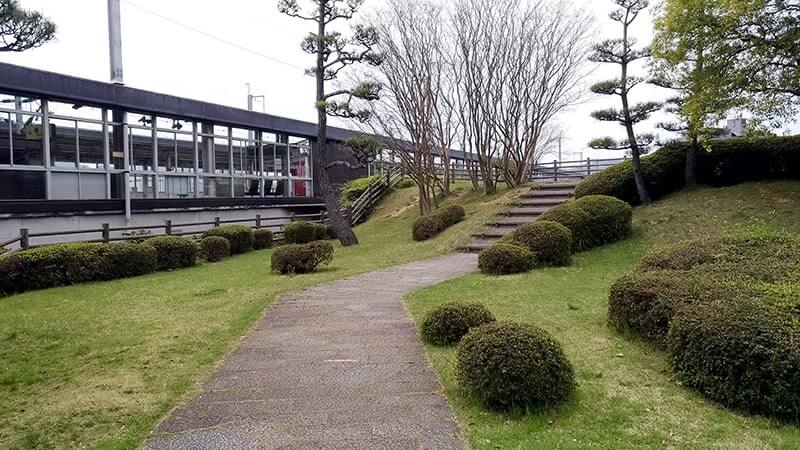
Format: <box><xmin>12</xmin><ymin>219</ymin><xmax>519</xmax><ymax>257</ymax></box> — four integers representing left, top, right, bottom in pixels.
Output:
<box><xmin>412</xmin><ymin>205</ymin><xmax>466</xmax><ymax>241</ymax></box>
<box><xmin>499</xmin><ymin>220</ymin><xmax>572</xmax><ymax>267</ymax></box>
<box><xmin>573</xmin><ymin>195</ymin><xmax>632</xmax><ymax>248</ymax></box>
<box><xmin>0</xmin><ymin>242</ymin><xmax>157</xmax><ymax>296</ymax></box>
<box><xmin>271</xmin><ymin>241</ymin><xmax>334</xmax><ymax>274</ymax></box>
<box><xmin>395</xmin><ymin>178</ymin><xmax>415</xmax><ymax>189</ymax></box>
<box><xmin>200</xmin><ymin>236</ymin><xmax>230</xmax><ymax>262</ymax></box>
<box><xmin>478</xmin><ymin>243</ymin><xmax>536</xmax><ymax>275</ymax></box>
<box><xmin>456</xmin><ymin>321</ymin><xmax>576</xmax><ymax>411</ymax></box>
<box><xmin>253</xmin><ymin>228</ymin><xmax>274</xmax><ymax>250</ymax></box>
<box><xmin>143</xmin><ymin>236</ymin><xmax>198</xmax><ymax>271</ymax></box>
<box><xmin>202</xmin><ymin>225</ymin><xmax>254</xmax><ymax>254</ymax></box>
<box><xmin>668</xmin><ymin>300</ymin><xmax>800</xmax><ymax>420</ymax></box>
<box><xmin>608</xmin><ymin>271</ymin><xmax>726</xmax><ymax>347</ymax></box>
<box><xmin>538</xmin><ymin>202</ymin><xmax>593</xmax><ymax>252</ymax></box>
<box><xmin>284</xmin><ymin>221</ymin><xmax>329</xmax><ymax>244</ymax></box>
<box><xmin>0</xmin><ymin>246</ymin><xmax>7</xmax><ymax>257</ymax></box>
<box><xmin>421</xmin><ymin>301</ymin><xmax>496</xmax><ymax>346</ymax></box>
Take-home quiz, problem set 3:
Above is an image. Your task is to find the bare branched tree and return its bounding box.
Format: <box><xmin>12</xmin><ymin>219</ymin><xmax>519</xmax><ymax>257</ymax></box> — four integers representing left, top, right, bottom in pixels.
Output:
<box><xmin>370</xmin><ymin>0</ymin><xmax>446</xmax><ymax>213</ymax></box>
<box><xmin>453</xmin><ymin>0</ymin><xmax>593</xmax><ymax>192</ymax></box>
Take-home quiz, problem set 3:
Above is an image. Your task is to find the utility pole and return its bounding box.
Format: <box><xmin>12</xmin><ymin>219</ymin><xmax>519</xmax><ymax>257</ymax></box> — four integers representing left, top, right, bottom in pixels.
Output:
<box><xmin>107</xmin><ymin>0</ymin><xmax>130</xmax><ymax>221</ymax></box>
<box><xmin>246</xmin><ymin>83</ymin><xmax>265</xmax><ymax>141</ymax></box>
<box><xmin>107</xmin><ymin>0</ymin><xmax>124</xmax><ymax>85</ymax></box>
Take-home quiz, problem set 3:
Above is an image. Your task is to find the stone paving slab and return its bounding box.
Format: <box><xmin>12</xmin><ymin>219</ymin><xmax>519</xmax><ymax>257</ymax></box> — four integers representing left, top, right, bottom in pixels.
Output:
<box><xmin>146</xmin><ymin>253</ymin><xmax>477</xmax><ymax>450</ymax></box>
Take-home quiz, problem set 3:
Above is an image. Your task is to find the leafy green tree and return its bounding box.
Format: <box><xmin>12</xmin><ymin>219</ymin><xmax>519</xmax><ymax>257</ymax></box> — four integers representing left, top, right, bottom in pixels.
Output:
<box><xmin>589</xmin><ymin>0</ymin><xmax>660</xmax><ymax>204</ymax></box>
<box><xmin>279</xmin><ymin>0</ymin><xmax>383</xmax><ymax>246</ymax></box>
<box><xmin>0</xmin><ymin>0</ymin><xmax>55</xmax><ymax>52</ymax></box>
<box><xmin>714</xmin><ymin>0</ymin><xmax>800</xmax><ymax>120</ymax></box>
<box><xmin>652</xmin><ymin>0</ymin><xmax>742</xmax><ymax>187</ymax></box>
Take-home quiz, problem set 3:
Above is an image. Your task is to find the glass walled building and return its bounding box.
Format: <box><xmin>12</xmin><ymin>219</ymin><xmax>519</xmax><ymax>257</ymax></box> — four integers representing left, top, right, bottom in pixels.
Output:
<box><xmin>0</xmin><ymin>62</ymin><xmax>374</xmax><ymax>220</ymax></box>
<box><xmin>0</xmin><ymin>93</ymin><xmax>314</xmax><ymax>202</ymax></box>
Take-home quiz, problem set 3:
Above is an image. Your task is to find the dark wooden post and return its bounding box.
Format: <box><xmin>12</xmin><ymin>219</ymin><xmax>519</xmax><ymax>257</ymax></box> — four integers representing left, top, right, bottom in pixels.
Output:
<box><xmin>255</xmin><ymin>214</ymin><xmax>262</xmax><ymax>229</ymax></box>
<box><xmin>587</xmin><ymin>157</ymin><xmax>591</xmax><ymax>177</ymax></box>
<box><xmin>102</xmin><ymin>223</ymin><xmax>110</xmax><ymax>243</ymax></box>
<box><xmin>19</xmin><ymin>228</ymin><xmax>29</xmax><ymax>249</ymax></box>
<box><xmin>214</xmin><ymin>217</ymin><xmax>220</xmax><ymax>227</ymax></box>
<box><xmin>290</xmin><ymin>211</ymin><xmax>296</xmax><ymax>222</ymax></box>
<box><xmin>553</xmin><ymin>160</ymin><xmax>559</xmax><ymax>182</ymax></box>
<box><xmin>165</xmin><ymin>220</ymin><xmax>173</xmax><ymax>235</ymax></box>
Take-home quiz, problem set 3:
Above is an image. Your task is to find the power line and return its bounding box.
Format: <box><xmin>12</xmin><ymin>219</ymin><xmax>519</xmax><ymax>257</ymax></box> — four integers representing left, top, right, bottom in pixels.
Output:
<box><xmin>120</xmin><ymin>0</ymin><xmax>307</xmax><ymax>72</ymax></box>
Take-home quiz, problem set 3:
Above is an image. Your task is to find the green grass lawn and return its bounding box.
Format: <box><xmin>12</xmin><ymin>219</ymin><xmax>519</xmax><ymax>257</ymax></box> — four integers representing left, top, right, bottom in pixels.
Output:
<box><xmin>406</xmin><ymin>181</ymin><xmax>800</xmax><ymax>450</ymax></box>
<box><xmin>0</xmin><ymin>182</ymin><xmax>521</xmax><ymax>449</ymax></box>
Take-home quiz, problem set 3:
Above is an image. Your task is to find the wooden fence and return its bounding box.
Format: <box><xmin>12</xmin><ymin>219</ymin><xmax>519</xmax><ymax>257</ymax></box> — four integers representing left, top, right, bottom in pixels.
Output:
<box><xmin>349</xmin><ymin>170</ymin><xmax>402</xmax><ymax>225</ymax></box>
<box><xmin>0</xmin><ymin>211</ymin><xmax>327</xmax><ymax>254</ymax></box>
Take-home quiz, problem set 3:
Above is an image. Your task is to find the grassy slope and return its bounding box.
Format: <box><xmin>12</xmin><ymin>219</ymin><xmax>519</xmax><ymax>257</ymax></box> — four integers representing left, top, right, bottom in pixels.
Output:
<box><xmin>0</xmin><ymin>182</ymin><xmax>522</xmax><ymax>450</ymax></box>
<box><xmin>406</xmin><ymin>181</ymin><xmax>800</xmax><ymax>450</ymax></box>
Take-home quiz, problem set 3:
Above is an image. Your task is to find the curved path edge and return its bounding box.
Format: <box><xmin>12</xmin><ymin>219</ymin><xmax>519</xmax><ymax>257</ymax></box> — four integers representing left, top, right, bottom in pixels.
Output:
<box><xmin>146</xmin><ymin>253</ymin><xmax>478</xmax><ymax>450</ymax></box>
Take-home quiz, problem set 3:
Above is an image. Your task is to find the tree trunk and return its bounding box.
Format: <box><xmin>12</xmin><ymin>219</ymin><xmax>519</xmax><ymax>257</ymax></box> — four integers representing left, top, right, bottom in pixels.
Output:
<box><xmin>630</xmin><ymin>149</ymin><xmax>651</xmax><ymax>204</ymax></box>
<box><xmin>686</xmin><ymin>134</ymin><xmax>698</xmax><ymax>188</ymax></box>
<box><xmin>619</xmin><ymin>23</ymin><xmax>651</xmax><ymax>205</ymax></box>
<box><xmin>315</xmin><ymin>3</ymin><xmax>358</xmax><ymax>246</ymax></box>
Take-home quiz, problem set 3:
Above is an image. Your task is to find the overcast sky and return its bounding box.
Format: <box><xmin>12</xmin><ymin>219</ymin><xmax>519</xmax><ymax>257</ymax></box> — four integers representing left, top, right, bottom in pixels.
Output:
<box><xmin>2</xmin><ymin>0</ymin><xmax>790</xmax><ymax>161</ymax></box>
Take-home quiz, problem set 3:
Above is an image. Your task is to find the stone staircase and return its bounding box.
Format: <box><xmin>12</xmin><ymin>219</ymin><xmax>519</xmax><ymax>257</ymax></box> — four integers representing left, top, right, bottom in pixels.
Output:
<box><xmin>459</xmin><ymin>182</ymin><xmax>577</xmax><ymax>253</ymax></box>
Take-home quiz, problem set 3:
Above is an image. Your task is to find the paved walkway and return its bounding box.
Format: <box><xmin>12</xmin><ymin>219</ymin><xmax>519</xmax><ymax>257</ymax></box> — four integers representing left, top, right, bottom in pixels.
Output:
<box><xmin>147</xmin><ymin>253</ymin><xmax>478</xmax><ymax>450</ymax></box>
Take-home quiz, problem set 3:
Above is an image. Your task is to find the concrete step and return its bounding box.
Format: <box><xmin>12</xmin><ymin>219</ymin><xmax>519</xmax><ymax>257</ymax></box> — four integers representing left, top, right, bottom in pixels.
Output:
<box><xmin>522</xmin><ymin>189</ymin><xmax>574</xmax><ymax>198</ymax></box>
<box><xmin>458</xmin><ymin>238</ymin><xmax>500</xmax><ymax>253</ymax></box>
<box><xmin>513</xmin><ymin>198</ymin><xmax>567</xmax><ymax>207</ymax></box>
<box><xmin>487</xmin><ymin>216</ymin><xmax>542</xmax><ymax>227</ymax></box>
<box><xmin>472</xmin><ymin>227</ymin><xmax>515</xmax><ymax>239</ymax></box>
<box><xmin>537</xmin><ymin>182</ymin><xmax>579</xmax><ymax>190</ymax></box>
<box><xmin>504</xmin><ymin>207</ymin><xmax>551</xmax><ymax>216</ymax></box>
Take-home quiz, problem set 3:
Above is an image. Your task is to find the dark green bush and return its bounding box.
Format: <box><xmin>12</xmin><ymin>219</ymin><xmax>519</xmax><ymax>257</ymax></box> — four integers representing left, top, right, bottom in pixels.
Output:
<box><xmin>284</xmin><ymin>221</ymin><xmax>328</xmax><ymax>244</ymax></box>
<box><xmin>575</xmin><ymin>136</ymin><xmax>800</xmax><ymax>205</ymax></box>
<box><xmin>0</xmin><ymin>246</ymin><xmax>7</xmax><ymax>257</ymax></box>
<box><xmin>202</xmin><ymin>225</ymin><xmax>254</xmax><ymax>254</ymax></box>
<box><xmin>573</xmin><ymin>195</ymin><xmax>633</xmax><ymax>249</ymax></box>
<box><xmin>639</xmin><ymin>232</ymin><xmax>800</xmax><ymax>284</ymax></box>
<box><xmin>253</xmin><ymin>228</ymin><xmax>274</xmax><ymax>250</ymax></box>
<box><xmin>200</xmin><ymin>236</ymin><xmax>230</xmax><ymax>262</ymax></box>
<box><xmin>478</xmin><ymin>243</ymin><xmax>536</xmax><ymax>275</ymax></box>
<box><xmin>143</xmin><ymin>236</ymin><xmax>198</xmax><ymax>271</ymax></box>
<box><xmin>499</xmin><ymin>220</ymin><xmax>572</xmax><ymax>267</ymax></box>
<box><xmin>412</xmin><ymin>205</ymin><xmax>466</xmax><ymax>241</ymax></box>
<box><xmin>608</xmin><ymin>271</ymin><xmax>728</xmax><ymax>347</ymax></box>
<box><xmin>271</xmin><ymin>241</ymin><xmax>334</xmax><ymax>274</ymax></box>
<box><xmin>421</xmin><ymin>301</ymin><xmax>496</xmax><ymax>346</ymax></box>
<box><xmin>456</xmin><ymin>321</ymin><xmax>576</xmax><ymax>411</ymax></box>
<box><xmin>0</xmin><ymin>242</ymin><xmax>157</xmax><ymax>296</ymax></box>
<box><xmin>668</xmin><ymin>300</ymin><xmax>800</xmax><ymax>420</ymax></box>
<box><xmin>538</xmin><ymin>202</ymin><xmax>593</xmax><ymax>252</ymax></box>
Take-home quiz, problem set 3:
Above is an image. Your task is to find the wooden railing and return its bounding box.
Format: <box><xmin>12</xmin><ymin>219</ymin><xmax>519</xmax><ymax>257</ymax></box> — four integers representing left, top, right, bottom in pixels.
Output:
<box><xmin>529</xmin><ymin>157</ymin><xmax>626</xmax><ymax>182</ymax></box>
<box><xmin>0</xmin><ymin>212</ymin><xmax>327</xmax><ymax>254</ymax></box>
<box><xmin>349</xmin><ymin>169</ymin><xmax>403</xmax><ymax>225</ymax></box>
<box><xmin>371</xmin><ymin>156</ymin><xmax>626</xmax><ymax>184</ymax></box>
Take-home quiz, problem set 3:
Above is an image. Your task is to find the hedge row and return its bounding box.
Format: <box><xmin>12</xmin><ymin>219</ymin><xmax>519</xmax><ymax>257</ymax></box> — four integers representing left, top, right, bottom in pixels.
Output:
<box><xmin>575</xmin><ymin>136</ymin><xmax>800</xmax><ymax>205</ymax></box>
<box><xmin>608</xmin><ymin>230</ymin><xmax>800</xmax><ymax>420</ymax></box>
<box><xmin>0</xmin><ymin>242</ymin><xmax>158</xmax><ymax>296</ymax></box>
<box><xmin>412</xmin><ymin>205</ymin><xmax>466</xmax><ymax>241</ymax></box>
<box><xmin>539</xmin><ymin>195</ymin><xmax>632</xmax><ymax>252</ymax></box>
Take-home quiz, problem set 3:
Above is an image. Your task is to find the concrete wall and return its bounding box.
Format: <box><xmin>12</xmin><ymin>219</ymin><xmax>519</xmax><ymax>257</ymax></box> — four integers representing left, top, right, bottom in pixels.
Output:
<box><xmin>0</xmin><ymin>206</ymin><xmax>316</xmax><ymax>249</ymax></box>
